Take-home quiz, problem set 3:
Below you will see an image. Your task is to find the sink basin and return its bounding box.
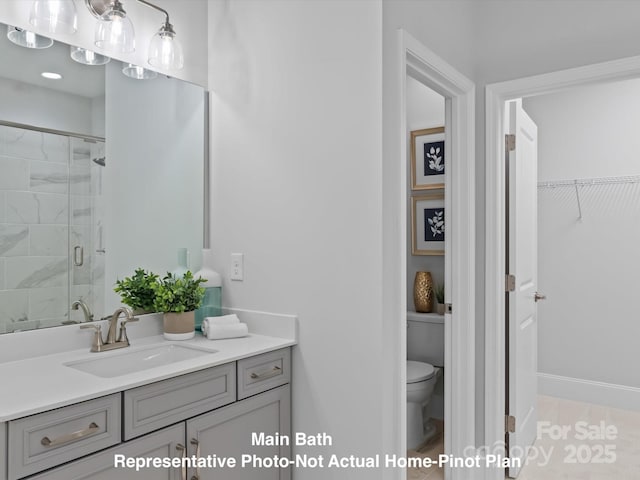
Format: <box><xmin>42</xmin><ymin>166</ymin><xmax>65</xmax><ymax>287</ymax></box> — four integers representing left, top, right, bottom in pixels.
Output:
<box><xmin>65</xmin><ymin>344</ymin><xmax>217</xmax><ymax>378</ymax></box>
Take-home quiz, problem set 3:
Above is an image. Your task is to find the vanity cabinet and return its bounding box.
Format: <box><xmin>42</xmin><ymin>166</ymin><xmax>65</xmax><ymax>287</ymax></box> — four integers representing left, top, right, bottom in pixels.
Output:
<box><xmin>4</xmin><ymin>347</ymin><xmax>291</xmax><ymax>480</ymax></box>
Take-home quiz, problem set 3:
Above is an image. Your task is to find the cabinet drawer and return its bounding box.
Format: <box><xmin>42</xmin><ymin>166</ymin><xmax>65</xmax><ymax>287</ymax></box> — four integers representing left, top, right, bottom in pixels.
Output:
<box><xmin>123</xmin><ymin>363</ymin><xmax>236</xmax><ymax>440</ymax></box>
<box><xmin>7</xmin><ymin>394</ymin><xmax>120</xmax><ymax>479</ymax></box>
<box><xmin>237</xmin><ymin>348</ymin><xmax>291</xmax><ymax>400</ymax></box>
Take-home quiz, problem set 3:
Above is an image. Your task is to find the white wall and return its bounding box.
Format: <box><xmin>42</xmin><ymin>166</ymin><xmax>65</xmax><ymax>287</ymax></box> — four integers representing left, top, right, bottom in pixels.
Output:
<box><xmin>208</xmin><ymin>1</ymin><xmax>384</xmax><ymax>478</ymax></box>
<box><xmin>523</xmin><ymin>79</ymin><xmax>640</xmax><ymax>389</ymax></box>
<box><xmin>405</xmin><ymin>76</ymin><xmax>445</xmax><ymax>309</ymax></box>
<box><xmin>0</xmin><ymin>0</ymin><xmax>208</xmax><ymax>87</ymax></box>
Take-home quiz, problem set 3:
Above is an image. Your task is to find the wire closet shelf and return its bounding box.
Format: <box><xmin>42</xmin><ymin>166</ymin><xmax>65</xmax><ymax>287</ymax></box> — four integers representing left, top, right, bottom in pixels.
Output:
<box><xmin>538</xmin><ymin>174</ymin><xmax>640</xmax><ymax>188</ymax></box>
<box><xmin>537</xmin><ymin>175</ymin><xmax>640</xmax><ymax>221</ymax></box>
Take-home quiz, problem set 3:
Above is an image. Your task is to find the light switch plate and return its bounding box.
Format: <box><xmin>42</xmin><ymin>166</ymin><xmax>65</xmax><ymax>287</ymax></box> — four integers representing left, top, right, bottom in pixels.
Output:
<box><xmin>230</xmin><ymin>253</ymin><xmax>244</xmax><ymax>281</ymax></box>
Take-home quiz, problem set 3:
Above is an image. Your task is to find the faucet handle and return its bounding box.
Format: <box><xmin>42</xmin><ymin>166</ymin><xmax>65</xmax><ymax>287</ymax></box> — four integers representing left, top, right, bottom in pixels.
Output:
<box><xmin>117</xmin><ymin>317</ymin><xmax>138</xmax><ymax>345</ymax></box>
<box><xmin>80</xmin><ymin>324</ymin><xmax>104</xmax><ymax>352</ymax></box>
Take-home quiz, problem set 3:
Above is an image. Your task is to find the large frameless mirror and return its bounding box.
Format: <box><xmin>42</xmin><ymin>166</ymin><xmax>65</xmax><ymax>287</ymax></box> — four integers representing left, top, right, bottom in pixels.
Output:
<box><xmin>0</xmin><ymin>23</ymin><xmax>206</xmax><ymax>333</ymax></box>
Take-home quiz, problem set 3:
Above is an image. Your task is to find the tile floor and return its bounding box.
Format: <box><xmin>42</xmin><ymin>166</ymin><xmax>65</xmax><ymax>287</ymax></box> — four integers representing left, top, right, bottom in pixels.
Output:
<box><xmin>518</xmin><ymin>395</ymin><xmax>640</xmax><ymax>480</ymax></box>
<box><xmin>407</xmin><ymin>419</ymin><xmax>445</xmax><ymax>480</ymax></box>
<box><xmin>406</xmin><ymin>396</ymin><xmax>640</xmax><ymax>480</ymax></box>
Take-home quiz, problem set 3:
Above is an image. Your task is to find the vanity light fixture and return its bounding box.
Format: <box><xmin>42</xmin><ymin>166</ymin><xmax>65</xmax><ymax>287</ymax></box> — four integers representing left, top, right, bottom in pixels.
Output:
<box><xmin>93</xmin><ymin>0</ymin><xmax>135</xmax><ymax>53</ymax></box>
<box><xmin>138</xmin><ymin>0</ymin><xmax>184</xmax><ymax>70</ymax></box>
<box><xmin>121</xmin><ymin>62</ymin><xmax>158</xmax><ymax>80</ymax></box>
<box><xmin>41</xmin><ymin>71</ymin><xmax>63</xmax><ymax>79</ymax></box>
<box><xmin>29</xmin><ymin>0</ymin><xmax>78</xmax><ymax>35</ymax></box>
<box><xmin>85</xmin><ymin>0</ymin><xmax>183</xmax><ymax>70</ymax></box>
<box><xmin>6</xmin><ymin>25</ymin><xmax>53</xmax><ymax>49</ymax></box>
<box><xmin>70</xmin><ymin>46</ymin><xmax>111</xmax><ymax>65</ymax></box>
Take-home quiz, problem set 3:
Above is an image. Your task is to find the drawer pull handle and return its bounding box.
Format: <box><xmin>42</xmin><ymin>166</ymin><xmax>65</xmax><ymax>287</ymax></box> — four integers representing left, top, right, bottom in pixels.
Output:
<box><xmin>190</xmin><ymin>438</ymin><xmax>200</xmax><ymax>480</ymax></box>
<box><xmin>176</xmin><ymin>444</ymin><xmax>187</xmax><ymax>480</ymax></box>
<box><xmin>250</xmin><ymin>365</ymin><xmax>282</xmax><ymax>380</ymax></box>
<box><xmin>40</xmin><ymin>422</ymin><xmax>99</xmax><ymax>447</ymax></box>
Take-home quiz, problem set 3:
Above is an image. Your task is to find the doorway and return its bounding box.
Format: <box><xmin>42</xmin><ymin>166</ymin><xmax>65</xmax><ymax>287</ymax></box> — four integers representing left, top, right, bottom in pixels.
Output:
<box><xmin>485</xmin><ymin>57</ymin><xmax>640</xmax><ymax>480</ymax></box>
<box><xmin>387</xmin><ymin>30</ymin><xmax>475</xmax><ymax>480</ymax></box>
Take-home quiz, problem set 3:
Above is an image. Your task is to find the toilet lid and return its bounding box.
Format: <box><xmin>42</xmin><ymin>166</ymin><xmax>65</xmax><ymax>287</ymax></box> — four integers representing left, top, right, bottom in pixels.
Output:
<box><xmin>407</xmin><ymin>361</ymin><xmax>435</xmax><ymax>383</ymax></box>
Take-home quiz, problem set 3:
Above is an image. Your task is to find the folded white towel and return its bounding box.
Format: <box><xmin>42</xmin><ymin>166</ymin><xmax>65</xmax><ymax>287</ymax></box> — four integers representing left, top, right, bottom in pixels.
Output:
<box><xmin>202</xmin><ymin>321</ymin><xmax>249</xmax><ymax>340</ymax></box>
<box><xmin>205</xmin><ymin>314</ymin><xmax>240</xmax><ymax>326</ymax></box>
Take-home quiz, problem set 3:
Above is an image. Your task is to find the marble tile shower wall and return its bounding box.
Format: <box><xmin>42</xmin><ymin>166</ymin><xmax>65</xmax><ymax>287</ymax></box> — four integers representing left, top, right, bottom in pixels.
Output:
<box><xmin>0</xmin><ymin>125</ymin><xmax>105</xmax><ymax>333</ymax></box>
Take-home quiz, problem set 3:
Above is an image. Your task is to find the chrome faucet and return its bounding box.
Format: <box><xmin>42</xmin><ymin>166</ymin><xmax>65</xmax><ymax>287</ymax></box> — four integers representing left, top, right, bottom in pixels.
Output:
<box><xmin>71</xmin><ymin>300</ymin><xmax>94</xmax><ymax>323</ymax></box>
<box><xmin>80</xmin><ymin>307</ymin><xmax>138</xmax><ymax>352</ymax></box>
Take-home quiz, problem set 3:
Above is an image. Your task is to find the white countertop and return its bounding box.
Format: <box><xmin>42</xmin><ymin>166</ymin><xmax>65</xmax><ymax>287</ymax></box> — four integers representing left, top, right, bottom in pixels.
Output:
<box><xmin>0</xmin><ymin>308</ymin><xmax>297</xmax><ymax>422</ymax></box>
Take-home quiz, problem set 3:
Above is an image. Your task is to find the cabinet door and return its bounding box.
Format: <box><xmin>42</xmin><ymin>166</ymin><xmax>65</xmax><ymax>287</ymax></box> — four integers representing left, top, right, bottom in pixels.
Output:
<box><xmin>187</xmin><ymin>385</ymin><xmax>290</xmax><ymax>480</ymax></box>
<box><xmin>29</xmin><ymin>423</ymin><xmax>185</xmax><ymax>480</ymax></box>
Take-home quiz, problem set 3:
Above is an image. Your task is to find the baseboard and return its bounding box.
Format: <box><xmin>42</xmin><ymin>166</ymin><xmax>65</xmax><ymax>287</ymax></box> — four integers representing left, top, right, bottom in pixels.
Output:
<box><xmin>538</xmin><ymin>372</ymin><xmax>640</xmax><ymax>411</ymax></box>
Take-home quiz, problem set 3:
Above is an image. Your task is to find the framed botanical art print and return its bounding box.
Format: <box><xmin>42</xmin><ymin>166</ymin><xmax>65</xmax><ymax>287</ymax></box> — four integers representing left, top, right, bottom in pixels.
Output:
<box><xmin>410</xmin><ymin>127</ymin><xmax>445</xmax><ymax>190</ymax></box>
<box><xmin>411</xmin><ymin>193</ymin><xmax>445</xmax><ymax>256</ymax></box>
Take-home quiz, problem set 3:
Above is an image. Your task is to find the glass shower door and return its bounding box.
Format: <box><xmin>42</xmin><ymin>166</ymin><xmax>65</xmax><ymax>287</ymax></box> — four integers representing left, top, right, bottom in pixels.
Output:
<box><xmin>0</xmin><ymin>123</ymin><xmax>105</xmax><ymax>332</ymax></box>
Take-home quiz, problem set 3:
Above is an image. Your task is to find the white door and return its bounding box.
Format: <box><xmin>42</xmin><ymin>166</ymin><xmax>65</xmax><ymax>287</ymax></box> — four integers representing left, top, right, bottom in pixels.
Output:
<box><xmin>506</xmin><ymin>99</ymin><xmax>540</xmax><ymax>478</ymax></box>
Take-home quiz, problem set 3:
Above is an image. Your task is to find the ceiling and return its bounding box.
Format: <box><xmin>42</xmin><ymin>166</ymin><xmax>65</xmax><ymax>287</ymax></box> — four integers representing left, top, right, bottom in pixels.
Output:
<box><xmin>0</xmin><ymin>23</ymin><xmax>106</xmax><ymax>99</ymax></box>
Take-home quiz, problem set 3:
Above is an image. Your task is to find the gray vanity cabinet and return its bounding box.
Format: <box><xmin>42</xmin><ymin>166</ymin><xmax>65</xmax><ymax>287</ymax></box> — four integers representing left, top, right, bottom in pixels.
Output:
<box><xmin>186</xmin><ymin>384</ymin><xmax>291</xmax><ymax>480</ymax></box>
<box><xmin>1</xmin><ymin>422</ymin><xmax>6</xmax><ymax>480</ymax></box>
<box><xmin>29</xmin><ymin>423</ymin><xmax>185</xmax><ymax>480</ymax></box>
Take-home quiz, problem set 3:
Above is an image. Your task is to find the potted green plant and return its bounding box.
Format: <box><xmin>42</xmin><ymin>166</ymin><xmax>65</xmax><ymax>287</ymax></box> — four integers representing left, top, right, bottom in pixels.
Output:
<box><xmin>153</xmin><ymin>271</ymin><xmax>206</xmax><ymax>340</ymax></box>
<box><xmin>114</xmin><ymin>268</ymin><xmax>159</xmax><ymax>314</ymax></box>
<box><xmin>434</xmin><ymin>283</ymin><xmax>445</xmax><ymax>315</ymax></box>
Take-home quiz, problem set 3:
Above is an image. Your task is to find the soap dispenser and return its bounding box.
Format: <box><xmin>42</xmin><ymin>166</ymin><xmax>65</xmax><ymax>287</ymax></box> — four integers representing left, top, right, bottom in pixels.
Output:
<box><xmin>194</xmin><ymin>249</ymin><xmax>222</xmax><ymax>331</ymax></box>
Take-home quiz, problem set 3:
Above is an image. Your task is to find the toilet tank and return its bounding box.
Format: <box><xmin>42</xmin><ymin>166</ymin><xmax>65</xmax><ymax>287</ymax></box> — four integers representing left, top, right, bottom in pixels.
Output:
<box><xmin>407</xmin><ymin>311</ymin><xmax>445</xmax><ymax>366</ymax></box>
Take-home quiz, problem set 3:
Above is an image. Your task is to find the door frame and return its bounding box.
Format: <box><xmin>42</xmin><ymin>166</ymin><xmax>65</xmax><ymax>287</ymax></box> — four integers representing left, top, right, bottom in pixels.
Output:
<box><xmin>384</xmin><ymin>29</ymin><xmax>475</xmax><ymax>480</ymax></box>
<box><xmin>484</xmin><ymin>55</ymin><xmax>640</xmax><ymax>480</ymax></box>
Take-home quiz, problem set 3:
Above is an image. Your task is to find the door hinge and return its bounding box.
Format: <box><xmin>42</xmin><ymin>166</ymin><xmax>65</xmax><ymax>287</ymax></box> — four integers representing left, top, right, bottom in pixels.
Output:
<box><xmin>444</xmin><ymin>303</ymin><xmax>453</xmax><ymax>314</ymax></box>
<box><xmin>505</xmin><ymin>415</ymin><xmax>516</xmax><ymax>434</ymax></box>
<box><xmin>505</xmin><ymin>134</ymin><xmax>516</xmax><ymax>152</ymax></box>
<box><xmin>506</xmin><ymin>274</ymin><xmax>516</xmax><ymax>292</ymax></box>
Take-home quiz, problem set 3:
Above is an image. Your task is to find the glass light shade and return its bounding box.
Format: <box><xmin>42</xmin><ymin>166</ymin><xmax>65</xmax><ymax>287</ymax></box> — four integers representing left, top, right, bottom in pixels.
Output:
<box><xmin>148</xmin><ymin>30</ymin><xmax>184</xmax><ymax>70</ymax></box>
<box><xmin>122</xmin><ymin>63</ymin><xmax>158</xmax><ymax>80</ymax></box>
<box><xmin>95</xmin><ymin>11</ymin><xmax>135</xmax><ymax>53</ymax></box>
<box><xmin>29</xmin><ymin>0</ymin><xmax>77</xmax><ymax>35</ymax></box>
<box><xmin>70</xmin><ymin>46</ymin><xmax>110</xmax><ymax>65</ymax></box>
<box><xmin>6</xmin><ymin>25</ymin><xmax>53</xmax><ymax>49</ymax></box>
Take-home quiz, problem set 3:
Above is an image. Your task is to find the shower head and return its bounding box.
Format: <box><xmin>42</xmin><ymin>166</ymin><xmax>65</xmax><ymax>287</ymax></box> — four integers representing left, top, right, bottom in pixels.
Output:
<box><xmin>92</xmin><ymin>157</ymin><xmax>106</xmax><ymax>167</ymax></box>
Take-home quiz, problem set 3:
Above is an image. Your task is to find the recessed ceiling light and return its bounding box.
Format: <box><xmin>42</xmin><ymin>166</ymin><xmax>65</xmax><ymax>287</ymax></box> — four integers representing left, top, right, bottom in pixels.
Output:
<box><xmin>41</xmin><ymin>72</ymin><xmax>62</xmax><ymax>80</ymax></box>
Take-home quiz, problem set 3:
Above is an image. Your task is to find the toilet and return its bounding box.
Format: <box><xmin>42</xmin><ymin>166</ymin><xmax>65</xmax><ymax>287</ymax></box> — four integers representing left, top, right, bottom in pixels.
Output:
<box><xmin>406</xmin><ymin>311</ymin><xmax>444</xmax><ymax>450</ymax></box>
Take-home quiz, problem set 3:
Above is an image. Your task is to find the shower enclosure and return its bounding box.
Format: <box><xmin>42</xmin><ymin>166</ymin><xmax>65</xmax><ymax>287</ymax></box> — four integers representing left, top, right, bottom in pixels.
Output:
<box><xmin>0</xmin><ymin>122</ymin><xmax>105</xmax><ymax>332</ymax></box>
